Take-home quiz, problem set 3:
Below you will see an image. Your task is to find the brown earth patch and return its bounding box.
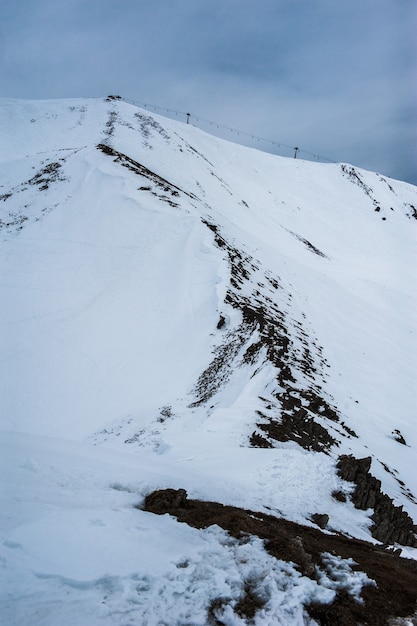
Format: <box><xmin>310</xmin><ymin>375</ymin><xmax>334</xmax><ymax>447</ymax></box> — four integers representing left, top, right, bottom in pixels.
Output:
<box><xmin>142</xmin><ymin>488</ymin><xmax>417</xmax><ymax>625</ymax></box>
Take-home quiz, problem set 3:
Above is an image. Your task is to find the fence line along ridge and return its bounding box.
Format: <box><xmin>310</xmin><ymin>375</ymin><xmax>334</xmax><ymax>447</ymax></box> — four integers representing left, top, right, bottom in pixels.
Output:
<box><xmin>116</xmin><ymin>96</ymin><xmax>336</xmax><ymax>164</ymax></box>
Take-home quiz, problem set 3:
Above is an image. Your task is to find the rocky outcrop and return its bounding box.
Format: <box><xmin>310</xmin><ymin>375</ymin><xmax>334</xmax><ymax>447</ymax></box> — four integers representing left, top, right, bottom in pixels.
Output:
<box><xmin>336</xmin><ymin>455</ymin><xmax>417</xmax><ymax>547</ymax></box>
<box><xmin>144</xmin><ymin>488</ymin><xmax>187</xmax><ymax>513</ymax></box>
<box><xmin>311</xmin><ymin>513</ymin><xmax>329</xmax><ymax>529</ymax></box>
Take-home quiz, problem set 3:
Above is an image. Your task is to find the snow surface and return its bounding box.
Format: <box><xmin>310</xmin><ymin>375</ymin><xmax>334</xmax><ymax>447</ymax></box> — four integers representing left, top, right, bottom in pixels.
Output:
<box><xmin>1</xmin><ymin>431</ymin><xmax>376</xmax><ymax>625</ymax></box>
<box><xmin>1</xmin><ymin>97</ymin><xmax>416</xmax><ymax>624</ymax></box>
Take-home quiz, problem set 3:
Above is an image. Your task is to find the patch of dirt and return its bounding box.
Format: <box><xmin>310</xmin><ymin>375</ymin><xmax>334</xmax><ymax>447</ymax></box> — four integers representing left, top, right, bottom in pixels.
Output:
<box><xmin>143</xmin><ymin>488</ymin><xmax>417</xmax><ymax>625</ymax></box>
<box><xmin>234</xmin><ymin>582</ymin><xmax>266</xmax><ymax>619</ymax></box>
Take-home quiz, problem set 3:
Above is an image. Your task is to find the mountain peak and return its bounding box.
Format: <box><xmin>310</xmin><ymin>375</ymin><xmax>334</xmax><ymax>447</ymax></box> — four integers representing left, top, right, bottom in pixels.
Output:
<box><xmin>1</xmin><ymin>96</ymin><xmax>416</xmax><ymax>625</ymax></box>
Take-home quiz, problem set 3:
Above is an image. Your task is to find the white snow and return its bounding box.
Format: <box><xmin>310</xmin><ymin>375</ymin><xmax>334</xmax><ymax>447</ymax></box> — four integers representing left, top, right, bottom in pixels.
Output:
<box><xmin>1</xmin><ymin>96</ymin><xmax>416</xmax><ymax>624</ymax></box>
<box><xmin>0</xmin><ymin>431</ymin><xmax>373</xmax><ymax>625</ymax></box>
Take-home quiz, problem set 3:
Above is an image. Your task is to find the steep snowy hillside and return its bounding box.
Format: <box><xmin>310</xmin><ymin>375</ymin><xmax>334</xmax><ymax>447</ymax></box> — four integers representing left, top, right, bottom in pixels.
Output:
<box><xmin>1</xmin><ymin>96</ymin><xmax>417</xmax><ymax>625</ymax></box>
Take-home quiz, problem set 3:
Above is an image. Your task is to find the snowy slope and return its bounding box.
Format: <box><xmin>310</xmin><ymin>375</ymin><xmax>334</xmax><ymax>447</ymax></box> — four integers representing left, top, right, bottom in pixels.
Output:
<box><xmin>1</xmin><ymin>96</ymin><xmax>416</xmax><ymax>625</ymax></box>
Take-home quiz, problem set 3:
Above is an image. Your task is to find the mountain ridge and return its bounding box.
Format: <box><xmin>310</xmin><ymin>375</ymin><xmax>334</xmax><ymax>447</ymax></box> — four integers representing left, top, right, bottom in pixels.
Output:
<box><xmin>1</xmin><ymin>96</ymin><xmax>416</xmax><ymax>625</ymax></box>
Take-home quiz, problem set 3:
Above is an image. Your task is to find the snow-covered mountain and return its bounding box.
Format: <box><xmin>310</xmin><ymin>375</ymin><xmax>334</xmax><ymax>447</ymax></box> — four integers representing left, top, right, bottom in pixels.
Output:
<box><xmin>1</xmin><ymin>96</ymin><xmax>416</xmax><ymax>625</ymax></box>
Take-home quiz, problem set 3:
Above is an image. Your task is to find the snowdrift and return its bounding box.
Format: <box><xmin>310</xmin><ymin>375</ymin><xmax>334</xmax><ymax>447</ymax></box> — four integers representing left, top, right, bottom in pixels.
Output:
<box><xmin>1</xmin><ymin>96</ymin><xmax>416</xmax><ymax>625</ymax></box>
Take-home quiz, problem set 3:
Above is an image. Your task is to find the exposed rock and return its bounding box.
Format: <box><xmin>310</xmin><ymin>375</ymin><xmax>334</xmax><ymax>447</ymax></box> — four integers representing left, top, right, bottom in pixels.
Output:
<box><xmin>144</xmin><ymin>488</ymin><xmax>187</xmax><ymax>513</ymax></box>
<box><xmin>216</xmin><ymin>314</ymin><xmax>226</xmax><ymax>329</ymax></box>
<box><xmin>195</xmin><ymin>219</ymin><xmax>355</xmax><ymax>454</ymax></box>
<box><xmin>336</xmin><ymin>454</ymin><xmax>372</xmax><ymax>482</ymax></box>
<box><xmin>392</xmin><ymin>429</ymin><xmax>407</xmax><ymax>445</ymax></box>
<box><xmin>311</xmin><ymin>513</ymin><xmax>329</xmax><ymax>529</ymax></box>
<box><xmin>332</xmin><ymin>490</ymin><xmax>347</xmax><ymax>503</ymax></box>
<box><xmin>256</xmin><ymin>407</ymin><xmax>337</xmax><ymax>453</ymax></box>
<box><xmin>249</xmin><ymin>431</ymin><xmax>272</xmax><ymax>448</ymax></box>
<box><xmin>337</xmin><ymin>455</ymin><xmax>417</xmax><ymax>547</ymax></box>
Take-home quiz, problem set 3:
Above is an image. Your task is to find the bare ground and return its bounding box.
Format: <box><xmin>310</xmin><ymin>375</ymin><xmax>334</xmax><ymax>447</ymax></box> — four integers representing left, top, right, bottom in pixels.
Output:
<box><xmin>143</xmin><ymin>489</ymin><xmax>417</xmax><ymax>625</ymax></box>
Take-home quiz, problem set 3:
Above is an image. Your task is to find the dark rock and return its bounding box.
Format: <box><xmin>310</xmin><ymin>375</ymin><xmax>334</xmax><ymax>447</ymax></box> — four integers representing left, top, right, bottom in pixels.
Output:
<box><xmin>249</xmin><ymin>432</ymin><xmax>273</xmax><ymax>448</ymax></box>
<box><xmin>332</xmin><ymin>490</ymin><xmax>347</xmax><ymax>503</ymax></box>
<box><xmin>216</xmin><ymin>315</ymin><xmax>226</xmax><ymax>329</ymax></box>
<box><xmin>336</xmin><ymin>455</ymin><xmax>417</xmax><ymax>547</ymax></box>
<box><xmin>311</xmin><ymin>513</ymin><xmax>329</xmax><ymax>529</ymax></box>
<box><xmin>144</xmin><ymin>488</ymin><xmax>188</xmax><ymax>514</ymax></box>
<box><xmin>257</xmin><ymin>406</ymin><xmax>336</xmax><ymax>453</ymax></box>
<box><xmin>337</xmin><ymin>454</ymin><xmax>371</xmax><ymax>482</ymax></box>
<box><xmin>392</xmin><ymin>430</ymin><xmax>407</xmax><ymax>445</ymax></box>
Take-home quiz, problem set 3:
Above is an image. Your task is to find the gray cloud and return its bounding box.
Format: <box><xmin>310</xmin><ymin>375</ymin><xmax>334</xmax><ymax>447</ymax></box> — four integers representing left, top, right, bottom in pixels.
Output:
<box><xmin>1</xmin><ymin>0</ymin><xmax>416</xmax><ymax>184</ymax></box>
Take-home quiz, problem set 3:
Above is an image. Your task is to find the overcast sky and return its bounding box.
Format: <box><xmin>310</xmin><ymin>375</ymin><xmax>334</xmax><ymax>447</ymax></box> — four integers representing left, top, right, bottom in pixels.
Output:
<box><xmin>1</xmin><ymin>0</ymin><xmax>416</xmax><ymax>185</ymax></box>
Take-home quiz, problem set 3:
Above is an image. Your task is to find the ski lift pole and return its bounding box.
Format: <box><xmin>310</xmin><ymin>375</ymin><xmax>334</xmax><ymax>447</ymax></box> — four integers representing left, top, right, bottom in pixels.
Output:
<box><xmin>186</xmin><ymin>113</ymin><xmax>191</xmax><ymax>124</ymax></box>
<box><xmin>294</xmin><ymin>147</ymin><xmax>299</xmax><ymax>159</ymax></box>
